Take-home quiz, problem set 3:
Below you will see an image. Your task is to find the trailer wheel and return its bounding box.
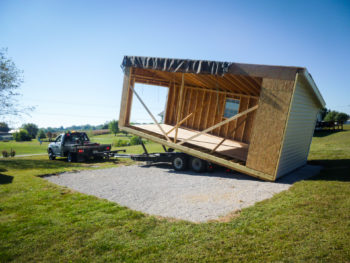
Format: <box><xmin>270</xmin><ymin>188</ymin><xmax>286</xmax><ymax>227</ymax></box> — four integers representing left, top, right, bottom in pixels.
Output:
<box><xmin>190</xmin><ymin>157</ymin><xmax>206</xmax><ymax>172</ymax></box>
<box><xmin>172</xmin><ymin>155</ymin><xmax>188</xmax><ymax>171</ymax></box>
<box><xmin>67</xmin><ymin>152</ymin><xmax>76</xmax><ymax>163</ymax></box>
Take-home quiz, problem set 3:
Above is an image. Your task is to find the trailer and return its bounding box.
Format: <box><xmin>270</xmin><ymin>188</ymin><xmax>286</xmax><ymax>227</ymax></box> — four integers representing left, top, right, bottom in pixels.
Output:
<box><xmin>114</xmin><ymin>142</ymin><xmax>214</xmax><ymax>172</ymax></box>
<box><xmin>118</xmin><ymin>56</ymin><xmax>325</xmax><ymax>181</ymax></box>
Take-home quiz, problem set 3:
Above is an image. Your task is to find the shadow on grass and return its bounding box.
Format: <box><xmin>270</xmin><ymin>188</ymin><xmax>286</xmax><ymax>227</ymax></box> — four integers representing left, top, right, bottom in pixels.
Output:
<box><xmin>0</xmin><ymin>174</ymin><xmax>13</xmax><ymax>184</ymax></box>
<box><xmin>0</xmin><ymin>158</ymin><xmax>75</xmax><ymax>170</ymax></box>
<box><xmin>0</xmin><ymin>157</ymin><xmax>119</xmax><ymax>171</ymax></box>
<box><xmin>308</xmin><ymin>159</ymin><xmax>350</xmax><ymax>182</ymax></box>
<box><xmin>313</xmin><ymin>130</ymin><xmax>344</xmax><ymax>138</ymax></box>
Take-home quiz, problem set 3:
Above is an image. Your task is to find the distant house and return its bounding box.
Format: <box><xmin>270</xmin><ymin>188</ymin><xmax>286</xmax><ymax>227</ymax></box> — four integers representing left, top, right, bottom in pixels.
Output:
<box><xmin>0</xmin><ymin>132</ymin><xmax>13</xmax><ymax>141</ymax></box>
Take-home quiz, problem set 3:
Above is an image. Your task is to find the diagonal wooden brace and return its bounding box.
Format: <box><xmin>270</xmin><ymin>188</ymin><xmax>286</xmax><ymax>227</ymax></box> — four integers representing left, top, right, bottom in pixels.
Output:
<box><xmin>129</xmin><ymin>85</ymin><xmax>172</xmax><ymax>142</ymax></box>
<box><xmin>178</xmin><ymin>105</ymin><xmax>258</xmax><ymax>145</ymax></box>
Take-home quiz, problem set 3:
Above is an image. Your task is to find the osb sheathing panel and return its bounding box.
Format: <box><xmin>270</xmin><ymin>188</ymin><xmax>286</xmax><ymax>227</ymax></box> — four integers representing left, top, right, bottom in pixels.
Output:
<box><xmin>246</xmin><ymin>78</ymin><xmax>295</xmax><ymax>176</ymax></box>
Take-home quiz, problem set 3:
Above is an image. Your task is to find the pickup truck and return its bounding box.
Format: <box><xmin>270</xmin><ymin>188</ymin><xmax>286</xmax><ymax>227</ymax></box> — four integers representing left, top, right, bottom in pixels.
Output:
<box><xmin>47</xmin><ymin>132</ymin><xmax>112</xmax><ymax>162</ymax></box>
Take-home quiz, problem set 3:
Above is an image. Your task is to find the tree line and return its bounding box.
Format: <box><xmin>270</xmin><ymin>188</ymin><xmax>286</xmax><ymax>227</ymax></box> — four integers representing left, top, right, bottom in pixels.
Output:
<box><xmin>0</xmin><ymin>120</ymin><xmax>121</xmax><ymax>142</ymax></box>
<box><xmin>320</xmin><ymin>108</ymin><xmax>349</xmax><ymax>123</ymax></box>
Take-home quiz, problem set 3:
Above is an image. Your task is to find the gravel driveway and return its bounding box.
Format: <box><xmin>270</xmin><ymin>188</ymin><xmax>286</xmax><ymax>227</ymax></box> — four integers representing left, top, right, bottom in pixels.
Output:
<box><xmin>45</xmin><ymin>164</ymin><xmax>321</xmax><ymax>222</ymax></box>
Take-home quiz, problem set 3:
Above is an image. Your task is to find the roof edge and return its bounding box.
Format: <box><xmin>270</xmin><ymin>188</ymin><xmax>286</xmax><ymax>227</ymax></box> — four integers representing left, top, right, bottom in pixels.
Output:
<box><xmin>121</xmin><ymin>55</ymin><xmax>305</xmax><ymax>80</ymax></box>
<box><xmin>301</xmin><ymin>69</ymin><xmax>326</xmax><ymax>108</ymax></box>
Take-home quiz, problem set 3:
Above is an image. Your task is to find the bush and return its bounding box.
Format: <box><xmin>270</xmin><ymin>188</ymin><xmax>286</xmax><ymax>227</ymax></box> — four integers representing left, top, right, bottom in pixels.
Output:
<box><xmin>114</xmin><ymin>139</ymin><xmax>129</xmax><ymax>147</ymax></box>
<box><xmin>130</xmin><ymin>136</ymin><xmax>142</xmax><ymax>146</ymax></box>
<box><xmin>14</xmin><ymin>129</ymin><xmax>32</xmax><ymax>142</ymax></box>
<box><xmin>2</xmin><ymin>150</ymin><xmax>8</xmax><ymax>158</ymax></box>
<box><xmin>10</xmin><ymin>149</ymin><xmax>15</xmax><ymax>157</ymax></box>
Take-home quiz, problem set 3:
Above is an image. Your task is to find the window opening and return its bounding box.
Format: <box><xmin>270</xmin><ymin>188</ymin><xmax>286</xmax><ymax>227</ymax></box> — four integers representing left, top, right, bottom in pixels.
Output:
<box><xmin>223</xmin><ymin>98</ymin><xmax>240</xmax><ymax>118</ymax></box>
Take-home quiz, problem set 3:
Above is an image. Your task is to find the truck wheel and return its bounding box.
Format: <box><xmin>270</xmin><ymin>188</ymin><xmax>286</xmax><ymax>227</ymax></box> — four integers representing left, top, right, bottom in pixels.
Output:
<box><xmin>48</xmin><ymin>149</ymin><xmax>56</xmax><ymax>160</ymax></box>
<box><xmin>190</xmin><ymin>157</ymin><xmax>206</xmax><ymax>172</ymax></box>
<box><xmin>172</xmin><ymin>155</ymin><xmax>188</xmax><ymax>171</ymax></box>
<box><xmin>67</xmin><ymin>152</ymin><xmax>76</xmax><ymax>163</ymax></box>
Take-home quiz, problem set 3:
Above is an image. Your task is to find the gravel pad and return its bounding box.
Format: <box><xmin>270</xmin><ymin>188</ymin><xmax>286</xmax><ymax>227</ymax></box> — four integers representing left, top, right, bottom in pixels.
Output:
<box><xmin>45</xmin><ymin>164</ymin><xmax>322</xmax><ymax>222</ymax></box>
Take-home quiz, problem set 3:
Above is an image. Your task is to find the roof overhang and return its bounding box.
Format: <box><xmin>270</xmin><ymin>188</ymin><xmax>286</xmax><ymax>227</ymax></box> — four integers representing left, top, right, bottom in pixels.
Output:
<box><xmin>121</xmin><ymin>56</ymin><xmax>304</xmax><ymax>80</ymax></box>
<box><xmin>299</xmin><ymin>69</ymin><xmax>326</xmax><ymax>108</ymax></box>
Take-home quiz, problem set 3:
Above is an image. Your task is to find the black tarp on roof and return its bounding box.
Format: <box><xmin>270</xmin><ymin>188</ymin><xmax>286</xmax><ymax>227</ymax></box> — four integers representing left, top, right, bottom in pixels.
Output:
<box><xmin>121</xmin><ymin>56</ymin><xmax>232</xmax><ymax>75</ymax></box>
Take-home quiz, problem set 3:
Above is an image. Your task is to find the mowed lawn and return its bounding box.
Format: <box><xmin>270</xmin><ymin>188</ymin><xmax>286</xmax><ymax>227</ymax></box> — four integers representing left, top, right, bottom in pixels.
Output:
<box><xmin>0</xmin><ymin>126</ymin><xmax>349</xmax><ymax>262</ymax></box>
<box><xmin>0</xmin><ymin>140</ymin><xmax>49</xmax><ymax>155</ymax></box>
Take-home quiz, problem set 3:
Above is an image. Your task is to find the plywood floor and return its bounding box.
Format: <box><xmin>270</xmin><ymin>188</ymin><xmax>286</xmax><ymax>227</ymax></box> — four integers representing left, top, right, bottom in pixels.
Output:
<box><xmin>134</xmin><ymin>124</ymin><xmax>249</xmax><ymax>161</ymax></box>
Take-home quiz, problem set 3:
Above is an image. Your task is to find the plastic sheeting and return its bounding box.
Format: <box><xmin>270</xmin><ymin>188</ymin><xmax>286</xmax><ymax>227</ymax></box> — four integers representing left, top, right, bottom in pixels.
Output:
<box><xmin>121</xmin><ymin>56</ymin><xmax>231</xmax><ymax>75</ymax></box>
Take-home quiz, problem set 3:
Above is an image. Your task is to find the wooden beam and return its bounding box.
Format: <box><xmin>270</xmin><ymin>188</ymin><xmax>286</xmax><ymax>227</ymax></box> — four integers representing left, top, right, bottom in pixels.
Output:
<box><xmin>234</xmin><ymin>97</ymin><xmax>249</xmax><ymax>141</ymax></box>
<box><xmin>124</xmin><ymin>77</ymin><xmax>134</xmax><ymax>125</ymax></box>
<box><xmin>129</xmin><ymin>84</ymin><xmax>171</xmax><ymax>142</ymax></box>
<box><xmin>185</xmin><ymin>83</ymin><xmax>256</xmax><ymax>99</ymax></box>
<box><xmin>119</xmin><ymin>67</ymin><xmax>131</xmax><ymax>127</ymax></box>
<box><xmin>210</xmin><ymin>117</ymin><xmax>247</xmax><ymax>153</ymax></box>
<box><xmin>175</xmin><ymin>74</ymin><xmax>185</xmax><ymax>143</ymax></box>
<box><xmin>191</xmin><ymin>89</ymin><xmax>199</xmax><ymax>128</ymax></box>
<box><xmin>203</xmin><ymin>91</ymin><xmax>213</xmax><ymax>129</ymax></box>
<box><xmin>185</xmin><ymin>88</ymin><xmax>193</xmax><ymax>126</ymax></box>
<box><xmin>178</xmin><ymin>105</ymin><xmax>259</xmax><ymax>145</ymax></box>
<box><xmin>166</xmin><ymin>112</ymin><xmax>194</xmax><ymax>135</ymax></box>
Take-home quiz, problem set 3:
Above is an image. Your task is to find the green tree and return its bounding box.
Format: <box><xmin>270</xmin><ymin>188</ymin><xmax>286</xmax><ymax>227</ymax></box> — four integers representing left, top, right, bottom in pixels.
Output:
<box><xmin>324</xmin><ymin>111</ymin><xmax>339</xmax><ymax>122</ymax></box>
<box><xmin>38</xmin><ymin>129</ymin><xmax>46</xmax><ymax>139</ymax></box>
<box><xmin>0</xmin><ymin>48</ymin><xmax>33</xmax><ymax>117</ymax></box>
<box><xmin>109</xmin><ymin>120</ymin><xmax>119</xmax><ymax>136</ymax></box>
<box><xmin>22</xmin><ymin>123</ymin><xmax>39</xmax><ymax>139</ymax></box>
<box><xmin>335</xmin><ymin>112</ymin><xmax>349</xmax><ymax>122</ymax></box>
<box><xmin>0</xmin><ymin>122</ymin><xmax>10</xmax><ymax>132</ymax></box>
<box><xmin>14</xmin><ymin>129</ymin><xmax>31</xmax><ymax>141</ymax></box>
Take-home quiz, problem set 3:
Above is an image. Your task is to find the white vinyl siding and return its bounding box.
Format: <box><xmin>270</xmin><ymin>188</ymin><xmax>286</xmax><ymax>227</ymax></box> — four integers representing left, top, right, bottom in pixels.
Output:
<box><xmin>276</xmin><ymin>80</ymin><xmax>320</xmax><ymax>178</ymax></box>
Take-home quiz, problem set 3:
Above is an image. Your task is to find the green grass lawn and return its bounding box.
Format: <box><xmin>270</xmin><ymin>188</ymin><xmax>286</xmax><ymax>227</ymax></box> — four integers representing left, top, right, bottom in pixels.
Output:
<box><xmin>0</xmin><ymin>140</ymin><xmax>49</xmax><ymax>155</ymax></box>
<box><xmin>0</xmin><ymin>126</ymin><xmax>349</xmax><ymax>262</ymax></box>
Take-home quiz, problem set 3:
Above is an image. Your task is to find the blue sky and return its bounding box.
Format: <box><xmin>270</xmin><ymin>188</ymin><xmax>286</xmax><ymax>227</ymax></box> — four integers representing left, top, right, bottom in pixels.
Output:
<box><xmin>1</xmin><ymin>0</ymin><xmax>349</xmax><ymax>128</ymax></box>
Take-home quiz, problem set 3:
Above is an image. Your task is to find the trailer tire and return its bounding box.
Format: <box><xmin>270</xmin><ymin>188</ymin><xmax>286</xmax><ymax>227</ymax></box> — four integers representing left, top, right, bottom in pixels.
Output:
<box><xmin>172</xmin><ymin>155</ymin><xmax>188</xmax><ymax>171</ymax></box>
<box><xmin>67</xmin><ymin>152</ymin><xmax>76</xmax><ymax>163</ymax></box>
<box><xmin>190</xmin><ymin>157</ymin><xmax>206</xmax><ymax>173</ymax></box>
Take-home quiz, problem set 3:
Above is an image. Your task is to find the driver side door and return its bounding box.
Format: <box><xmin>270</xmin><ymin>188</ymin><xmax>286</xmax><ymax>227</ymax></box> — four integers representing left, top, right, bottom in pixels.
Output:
<box><xmin>52</xmin><ymin>135</ymin><xmax>63</xmax><ymax>156</ymax></box>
